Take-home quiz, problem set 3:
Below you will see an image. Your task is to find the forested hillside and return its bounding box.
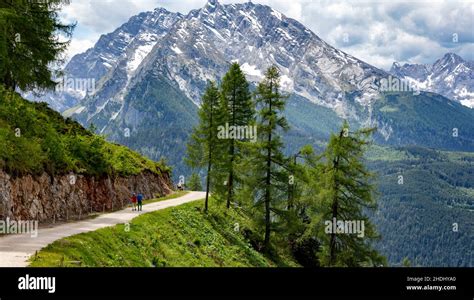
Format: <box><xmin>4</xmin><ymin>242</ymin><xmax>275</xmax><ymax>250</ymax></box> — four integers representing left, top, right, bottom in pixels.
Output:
<box><xmin>367</xmin><ymin>146</ymin><xmax>474</xmax><ymax>266</ymax></box>
<box><xmin>371</xmin><ymin>92</ymin><xmax>474</xmax><ymax>151</ymax></box>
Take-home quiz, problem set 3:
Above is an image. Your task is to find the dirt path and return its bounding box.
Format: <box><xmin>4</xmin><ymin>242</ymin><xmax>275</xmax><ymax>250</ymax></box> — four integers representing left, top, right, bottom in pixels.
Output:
<box><xmin>0</xmin><ymin>191</ymin><xmax>205</xmax><ymax>267</ymax></box>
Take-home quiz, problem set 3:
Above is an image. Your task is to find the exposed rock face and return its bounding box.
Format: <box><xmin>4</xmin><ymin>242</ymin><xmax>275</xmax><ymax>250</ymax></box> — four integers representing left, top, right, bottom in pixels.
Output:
<box><xmin>22</xmin><ymin>8</ymin><xmax>184</xmax><ymax>112</ymax></box>
<box><xmin>73</xmin><ymin>0</ymin><xmax>388</xmax><ymax>132</ymax></box>
<box><xmin>0</xmin><ymin>170</ymin><xmax>172</xmax><ymax>223</ymax></box>
<box><xmin>390</xmin><ymin>53</ymin><xmax>474</xmax><ymax>108</ymax></box>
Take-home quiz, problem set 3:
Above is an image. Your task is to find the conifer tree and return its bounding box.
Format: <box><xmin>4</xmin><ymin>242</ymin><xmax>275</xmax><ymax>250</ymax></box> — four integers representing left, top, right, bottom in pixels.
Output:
<box><xmin>317</xmin><ymin>121</ymin><xmax>385</xmax><ymax>267</ymax></box>
<box><xmin>0</xmin><ymin>0</ymin><xmax>74</xmax><ymax>91</ymax></box>
<box><xmin>186</xmin><ymin>82</ymin><xmax>221</xmax><ymax>212</ymax></box>
<box><xmin>188</xmin><ymin>173</ymin><xmax>203</xmax><ymax>191</ymax></box>
<box><xmin>285</xmin><ymin>145</ymin><xmax>318</xmax><ymax>259</ymax></box>
<box><xmin>402</xmin><ymin>257</ymin><xmax>412</xmax><ymax>267</ymax></box>
<box><xmin>247</xmin><ymin>66</ymin><xmax>289</xmax><ymax>250</ymax></box>
<box><xmin>217</xmin><ymin>63</ymin><xmax>254</xmax><ymax>208</ymax></box>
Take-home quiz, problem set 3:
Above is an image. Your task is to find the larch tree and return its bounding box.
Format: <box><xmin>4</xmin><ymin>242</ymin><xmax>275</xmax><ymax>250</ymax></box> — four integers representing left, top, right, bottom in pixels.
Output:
<box><xmin>217</xmin><ymin>63</ymin><xmax>254</xmax><ymax>209</ymax></box>
<box><xmin>186</xmin><ymin>82</ymin><xmax>221</xmax><ymax>212</ymax></box>
<box><xmin>317</xmin><ymin>121</ymin><xmax>385</xmax><ymax>267</ymax></box>
<box><xmin>188</xmin><ymin>173</ymin><xmax>203</xmax><ymax>192</ymax></box>
<box><xmin>0</xmin><ymin>0</ymin><xmax>74</xmax><ymax>91</ymax></box>
<box><xmin>250</xmin><ymin>66</ymin><xmax>289</xmax><ymax>251</ymax></box>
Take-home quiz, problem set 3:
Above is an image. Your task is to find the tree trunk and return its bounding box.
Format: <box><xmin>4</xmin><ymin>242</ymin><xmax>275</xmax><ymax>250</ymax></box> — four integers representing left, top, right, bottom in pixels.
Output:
<box><xmin>227</xmin><ymin>160</ymin><xmax>233</xmax><ymax>209</ymax></box>
<box><xmin>205</xmin><ymin>96</ymin><xmax>214</xmax><ymax>213</ymax></box>
<box><xmin>329</xmin><ymin>186</ymin><xmax>338</xmax><ymax>266</ymax></box>
<box><xmin>227</xmin><ymin>86</ymin><xmax>236</xmax><ymax>209</ymax></box>
<box><xmin>264</xmin><ymin>80</ymin><xmax>274</xmax><ymax>250</ymax></box>
<box><xmin>205</xmin><ymin>159</ymin><xmax>211</xmax><ymax>213</ymax></box>
<box><xmin>264</xmin><ymin>145</ymin><xmax>271</xmax><ymax>249</ymax></box>
<box><xmin>329</xmin><ymin>130</ymin><xmax>344</xmax><ymax>266</ymax></box>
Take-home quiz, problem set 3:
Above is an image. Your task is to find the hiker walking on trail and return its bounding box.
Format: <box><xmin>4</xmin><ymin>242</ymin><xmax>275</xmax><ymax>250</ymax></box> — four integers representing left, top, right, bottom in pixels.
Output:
<box><xmin>131</xmin><ymin>193</ymin><xmax>137</xmax><ymax>211</ymax></box>
<box><xmin>137</xmin><ymin>193</ymin><xmax>143</xmax><ymax>211</ymax></box>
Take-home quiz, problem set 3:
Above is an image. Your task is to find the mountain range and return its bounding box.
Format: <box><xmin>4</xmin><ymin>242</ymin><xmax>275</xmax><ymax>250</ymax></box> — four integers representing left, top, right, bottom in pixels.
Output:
<box><xmin>391</xmin><ymin>53</ymin><xmax>474</xmax><ymax>108</ymax></box>
<box><xmin>25</xmin><ymin>0</ymin><xmax>470</xmax><ymax>162</ymax></box>
<box><xmin>20</xmin><ymin>0</ymin><xmax>474</xmax><ymax>266</ymax></box>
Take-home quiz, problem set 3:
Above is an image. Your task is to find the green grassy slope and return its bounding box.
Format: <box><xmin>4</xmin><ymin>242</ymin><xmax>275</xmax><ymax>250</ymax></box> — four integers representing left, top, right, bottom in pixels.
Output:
<box><xmin>0</xmin><ymin>86</ymin><xmax>169</xmax><ymax>177</ymax></box>
<box><xmin>29</xmin><ymin>198</ymin><xmax>299</xmax><ymax>267</ymax></box>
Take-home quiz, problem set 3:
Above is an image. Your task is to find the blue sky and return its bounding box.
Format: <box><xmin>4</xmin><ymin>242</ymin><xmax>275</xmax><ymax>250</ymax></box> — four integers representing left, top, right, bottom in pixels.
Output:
<box><xmin>60</xmin><ymin>0</ymin><xmax>474</xmax><ymax>70</ymax></box>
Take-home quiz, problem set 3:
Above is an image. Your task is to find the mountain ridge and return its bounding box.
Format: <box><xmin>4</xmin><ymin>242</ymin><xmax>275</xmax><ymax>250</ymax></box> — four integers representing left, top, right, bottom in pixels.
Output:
<box><xmin>51</xmin><ymin>1</ymin><xmax>474</xmax><ymax>174</ymax></box>
<box><xmin>391</xmin><ymin>53</ymin><xmax>474</xmax><ymax>108</ymax></box>
<box><xmin>14</xmin><ymin>0</ymin><xmax>474</xmax><ymax>267</ymax></box>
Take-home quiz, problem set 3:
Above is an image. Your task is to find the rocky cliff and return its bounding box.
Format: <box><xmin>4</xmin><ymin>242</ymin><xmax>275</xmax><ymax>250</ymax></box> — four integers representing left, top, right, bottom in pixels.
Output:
<box><xmin>0</xmin><ymin>170</ymin><xmax>173</xmax><ymax>223</ymax></box>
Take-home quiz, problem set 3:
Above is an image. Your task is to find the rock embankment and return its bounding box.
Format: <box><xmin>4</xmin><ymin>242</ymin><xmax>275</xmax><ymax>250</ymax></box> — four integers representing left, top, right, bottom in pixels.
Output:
<box><xmin>0</xmin><ymin>170</ymin><xmax>172</xmax><ymax>223</ymax></box>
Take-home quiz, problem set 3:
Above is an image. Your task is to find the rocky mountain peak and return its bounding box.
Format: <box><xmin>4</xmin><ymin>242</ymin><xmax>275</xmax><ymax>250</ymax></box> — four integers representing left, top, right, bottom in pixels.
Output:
<box><xmin>390</xmin><ymin>53</ymin><xmax>473</xmax><ymax>108</ymax></box>
<box><xmin>54</xmin><ymin>0</ymin><xmax>390</xmax><ymax>126</ymax></box>
<box><xmin>432</xmin><ymin>52</ymin><xmax>465</xmax><ymax>73</ymax></box>
<box><xmin>205</xmin><ymin>0</ymin><xmax>221</xmax><ymax>9</ymax></box>
<box><xmin>439</xmin><ymin>52</ymin><xmax>464</xmax><ymax>64</ymax></box>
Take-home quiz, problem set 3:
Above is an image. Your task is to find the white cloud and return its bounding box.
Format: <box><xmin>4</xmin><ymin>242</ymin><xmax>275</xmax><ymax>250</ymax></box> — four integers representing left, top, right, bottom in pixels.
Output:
<box><xmin>62</xmin><ymin>0</ymin><xmax>160</xmax><ymax>32</ymax></box>
<box><xmin>61</xmin><ymin>0</ymin><xmax>474</xmax><ymax>69</ymax></box>
<box><xmin>66</xmin><ymin>38</ymin><xmax>96</xmax><ymax>61</ymax></box>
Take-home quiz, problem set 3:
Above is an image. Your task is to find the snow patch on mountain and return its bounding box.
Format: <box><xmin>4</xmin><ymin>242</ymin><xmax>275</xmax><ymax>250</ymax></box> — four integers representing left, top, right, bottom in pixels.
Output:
<box><xmin>171</xmin><ymin>45</ymin><xmax>183</xmax><ymax>55</ymax></box>
<box><xmin>241</xmin><ymin>63</ymin><xmax>263</xmax><ymax>79</ymax></box>
<box><xmin>58</xmin><ymin>0</ymin><xmax>419</xmax><ymax>132</ymax></box>
<box><xmin>280</xmin><ymin>74</ymin><xmax>294</xmax><ymax>91</ymax></box>
<box><xmin>127</xmin><ymin>42</ymin><xmax>157</xmax><ymax>73</ymax></box>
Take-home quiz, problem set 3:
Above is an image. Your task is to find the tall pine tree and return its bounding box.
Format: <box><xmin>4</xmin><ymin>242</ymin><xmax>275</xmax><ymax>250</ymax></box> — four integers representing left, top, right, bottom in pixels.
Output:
<box><xmin>217</xmin><ymin>63</ymin><xmax>254</xmax><ymax>208</ymax></box>
<box><xmin>249</xmin><ymin>66</ymin><xmax>289</xmax><ymax>251</ymax></box>
<box><xmin>317</xmin><ymin>121</ymin><xmax>385</xmax><ymax>267</ymax></box>
<box><xmin>0</xmin><ymin>0</ymin><xmax>74</xmax><ymax>91</ymax></box>
<box><xmin>186</xmin><ymin>82</ymin><xmax>221</xmax><ymax>212</ymax></box>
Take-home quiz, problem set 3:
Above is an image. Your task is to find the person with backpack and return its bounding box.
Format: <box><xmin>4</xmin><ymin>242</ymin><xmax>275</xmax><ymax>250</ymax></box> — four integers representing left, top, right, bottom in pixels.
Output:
<box><xmin>131</xmin><ymin>193</ymin><xmax>137</xmax><ymax>211</ymax></box>
<box><xmin>137</xmin><ymin>193</ymin><xmax>143</xmax><ymax>211</ymax></box>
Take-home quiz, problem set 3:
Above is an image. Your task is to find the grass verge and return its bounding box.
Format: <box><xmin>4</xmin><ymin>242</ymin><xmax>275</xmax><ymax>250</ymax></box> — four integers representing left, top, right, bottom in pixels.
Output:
<box><xmin>29</xmin><ymin>197</ymin><xmax>298</xmax><ymax>267</ymax></box>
